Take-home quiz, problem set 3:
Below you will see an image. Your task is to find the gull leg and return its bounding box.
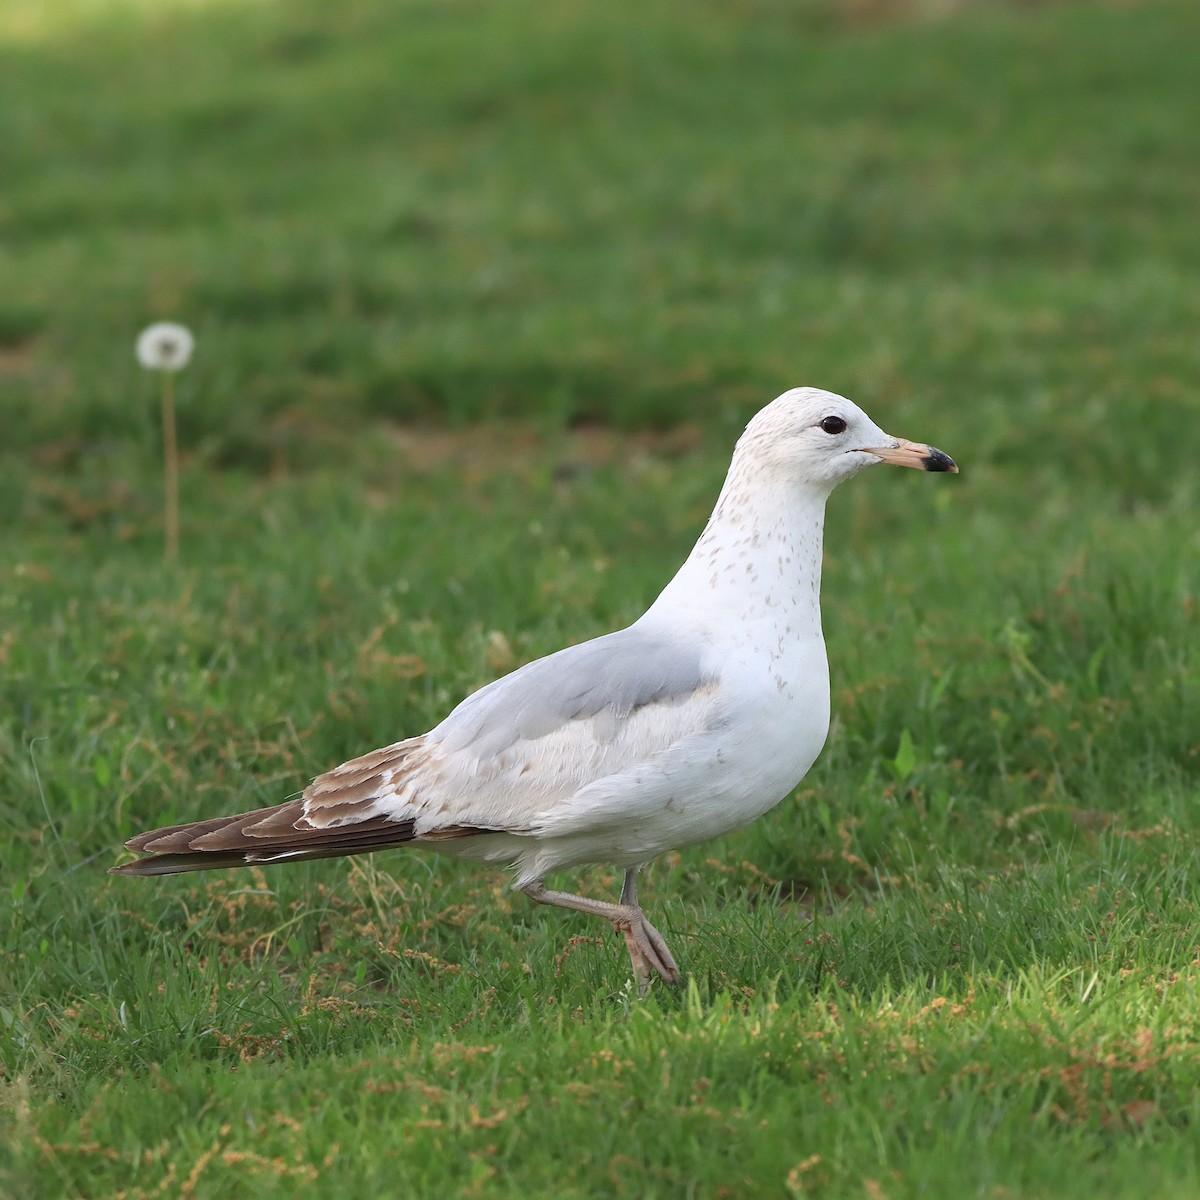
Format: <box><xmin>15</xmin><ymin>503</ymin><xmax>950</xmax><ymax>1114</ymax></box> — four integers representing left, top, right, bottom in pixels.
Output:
<box><xmin>521</xmin><ymin>874</ymin><xmax>680</xmax><ymax>993</ymax></box>
<box><xmin>619</xmin><ymin>869</ymin><xmax>679</xmax><ymax>984</ymax></box>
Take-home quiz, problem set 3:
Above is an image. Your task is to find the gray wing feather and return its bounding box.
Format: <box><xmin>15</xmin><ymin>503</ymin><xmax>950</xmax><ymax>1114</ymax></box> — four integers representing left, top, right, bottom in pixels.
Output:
<box><xmin>433</xmin><ymin>627</ymin><xmax>707</xmax><ymax>758</ymax></box>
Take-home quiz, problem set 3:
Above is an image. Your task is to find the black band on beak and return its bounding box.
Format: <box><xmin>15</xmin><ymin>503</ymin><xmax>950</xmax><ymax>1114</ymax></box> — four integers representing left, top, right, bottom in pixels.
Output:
<box><xmin>921</xmin><ymin>447</ymin><xmax>958</xmax><ymax>473</ymax></box>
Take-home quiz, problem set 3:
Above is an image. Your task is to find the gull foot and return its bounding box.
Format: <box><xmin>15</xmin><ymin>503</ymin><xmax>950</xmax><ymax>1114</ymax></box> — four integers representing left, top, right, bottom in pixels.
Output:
<box><xmin>615</xmin><ymin>910</ymin><xmax>681</xmax><ymax>995</ymax></box>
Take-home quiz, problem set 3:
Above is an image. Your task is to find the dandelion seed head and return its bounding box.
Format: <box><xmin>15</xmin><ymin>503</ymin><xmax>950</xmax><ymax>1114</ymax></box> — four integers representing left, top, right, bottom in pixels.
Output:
<box><xmin>136</xmin><ymin>322</ymin><xmax>195</xmax><ymax>372</ymax></box>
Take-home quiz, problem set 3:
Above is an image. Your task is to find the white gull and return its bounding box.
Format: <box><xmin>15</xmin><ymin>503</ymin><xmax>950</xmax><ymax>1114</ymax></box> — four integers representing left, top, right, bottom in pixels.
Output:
<box><xmin>114</xmin><ymin>387</ymin><xmax>957</xmax><ymax>990</ymax></box>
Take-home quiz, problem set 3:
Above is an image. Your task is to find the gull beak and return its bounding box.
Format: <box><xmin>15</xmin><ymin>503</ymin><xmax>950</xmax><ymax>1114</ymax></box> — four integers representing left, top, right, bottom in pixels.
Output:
<box><xmin>864</xmin><ymin>438</ymin><xmax>958</xmax><ymax>473</ymax></box>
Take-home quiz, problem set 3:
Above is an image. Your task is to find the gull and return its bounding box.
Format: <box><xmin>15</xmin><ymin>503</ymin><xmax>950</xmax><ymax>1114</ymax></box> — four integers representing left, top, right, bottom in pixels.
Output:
<box><xmin>113</xmin><ymin>387</ymin><xmax>957</xmax><ymax>990</ymax></box>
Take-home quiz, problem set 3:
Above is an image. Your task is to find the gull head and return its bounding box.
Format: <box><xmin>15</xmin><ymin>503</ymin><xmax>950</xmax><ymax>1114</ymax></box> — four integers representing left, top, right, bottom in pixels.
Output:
<box><xmin>739</xmin><ymin>387</ymin><xmax>958</xmax><ymax>491</ymax></box>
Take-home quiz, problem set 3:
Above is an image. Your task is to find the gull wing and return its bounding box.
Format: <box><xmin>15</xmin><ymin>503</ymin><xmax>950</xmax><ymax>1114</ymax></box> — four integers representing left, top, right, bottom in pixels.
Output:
<box><xmin>114</xmin><ymin>625</ymin><xmax>724</xmax><ymax>875</ymax></box>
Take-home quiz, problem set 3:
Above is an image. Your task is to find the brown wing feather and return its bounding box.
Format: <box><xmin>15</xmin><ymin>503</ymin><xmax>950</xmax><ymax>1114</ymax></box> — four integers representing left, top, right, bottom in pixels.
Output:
<box><xmin>111</xmin><ymin>796</ymin><xmax>421</xmax><ymax>876</ymax></box>
<box><xmin>299</xmin><ymin>737</ymin><xmax>434</xmax><ymax>826</ymax></box>
<box><xmin>111</xmin><ymin>737</ymin><xmax>495</xmax><ymax>878</ymax></box>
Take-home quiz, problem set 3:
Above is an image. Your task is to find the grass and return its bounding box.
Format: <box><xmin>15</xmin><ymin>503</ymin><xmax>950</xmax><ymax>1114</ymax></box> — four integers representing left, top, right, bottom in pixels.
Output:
<box><xmin>2</xmin><ymin>0</ymin><xmax>1200</xmax><ymax>1196</ymax></box>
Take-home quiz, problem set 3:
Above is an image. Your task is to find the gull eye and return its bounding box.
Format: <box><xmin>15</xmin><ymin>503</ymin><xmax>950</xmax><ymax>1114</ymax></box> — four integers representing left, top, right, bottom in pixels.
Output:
<box><xmin>819</xmin><ymin>415</ymin><xmax>847</xmax><ymax>435</ymax></box>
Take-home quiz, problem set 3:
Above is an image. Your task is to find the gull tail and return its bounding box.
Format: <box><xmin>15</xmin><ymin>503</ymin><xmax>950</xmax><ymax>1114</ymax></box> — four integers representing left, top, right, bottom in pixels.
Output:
<box><xmin>110</xmin><ymin>797</ymin><xmax>418</xmax><ymax>877</ymax></box>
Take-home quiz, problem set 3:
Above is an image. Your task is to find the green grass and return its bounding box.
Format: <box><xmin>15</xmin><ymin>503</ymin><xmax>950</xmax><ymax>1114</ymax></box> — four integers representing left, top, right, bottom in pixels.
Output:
<box><xmin>3</xmin><ymin>0</ymin><xmax>1200</xmax><ymax>1196</ymax></box>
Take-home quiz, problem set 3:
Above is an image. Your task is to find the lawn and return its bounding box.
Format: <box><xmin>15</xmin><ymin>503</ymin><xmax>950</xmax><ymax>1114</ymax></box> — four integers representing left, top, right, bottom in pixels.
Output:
<box><xmin>2</xmin><ymin>0</ymin><xmax>1199</xmax><ymax>1196</ymax></box>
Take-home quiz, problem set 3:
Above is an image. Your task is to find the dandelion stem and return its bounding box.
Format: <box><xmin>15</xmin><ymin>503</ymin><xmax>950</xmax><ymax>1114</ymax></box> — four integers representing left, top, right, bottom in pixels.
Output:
<box><xmin>161</xmin><ymin>372</ymin><xmax>179</xmax><ymax>563</ymax></box>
